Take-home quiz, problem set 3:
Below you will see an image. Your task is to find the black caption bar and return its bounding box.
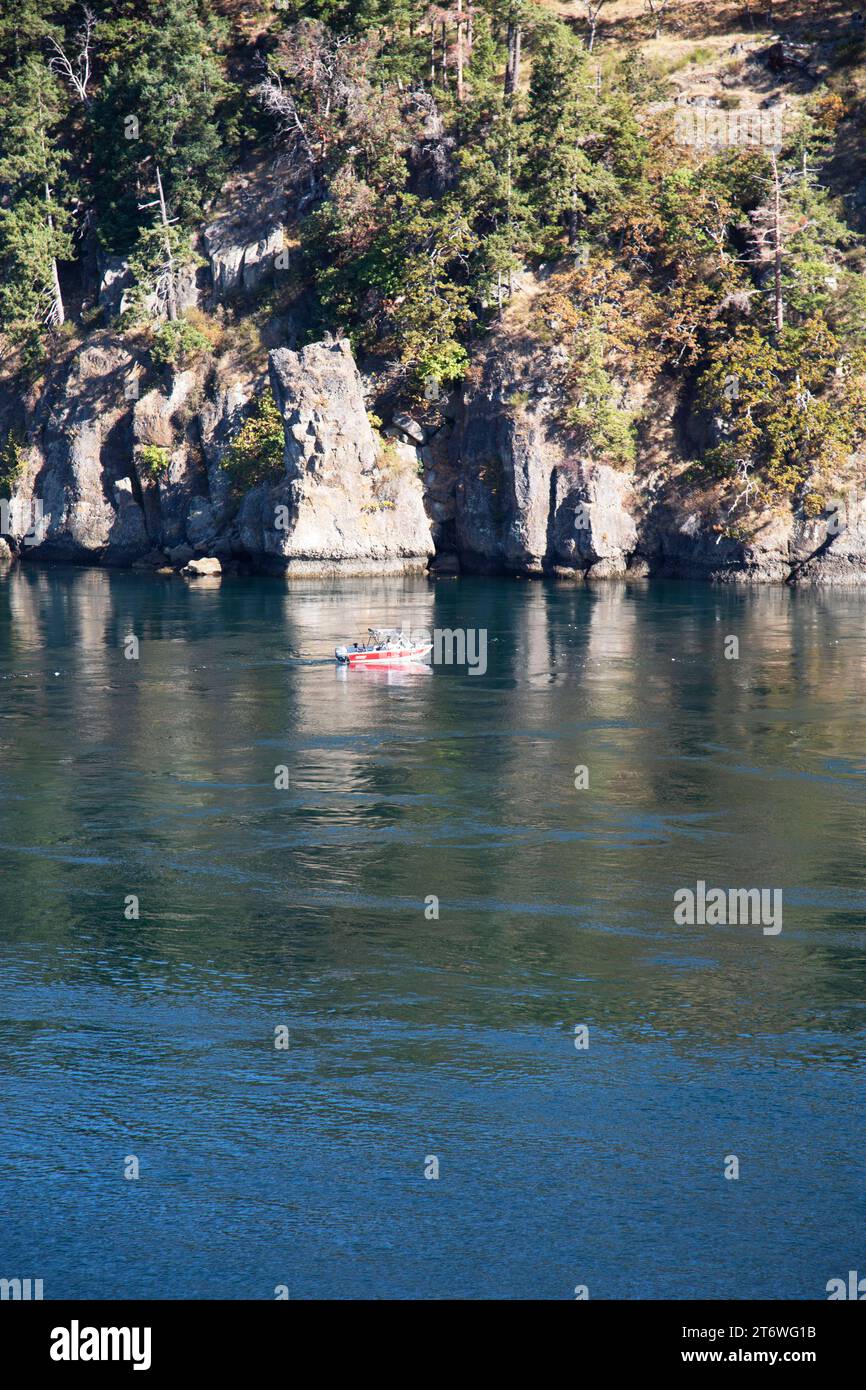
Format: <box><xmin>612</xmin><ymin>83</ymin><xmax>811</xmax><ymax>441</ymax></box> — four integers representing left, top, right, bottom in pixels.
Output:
<box><xmin>1</xmin><ymin>1299</ymin><xmax>862</xmax><ymax>1377</ymax></box>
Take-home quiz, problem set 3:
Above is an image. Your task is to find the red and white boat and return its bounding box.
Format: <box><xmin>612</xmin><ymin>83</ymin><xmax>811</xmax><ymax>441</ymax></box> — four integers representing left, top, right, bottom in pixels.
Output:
<box><xmin>335</xmin><ymin>628</ymin><xmax>432</xmax><ymax>666</ymax></box>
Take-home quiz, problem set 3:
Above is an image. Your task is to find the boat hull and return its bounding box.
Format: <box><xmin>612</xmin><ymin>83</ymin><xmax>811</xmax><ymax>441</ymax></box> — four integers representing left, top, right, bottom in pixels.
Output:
<box><xmin>338</xmin><ymin>643</ymin><xmax>433</xmax><ymax>665</ymax></box>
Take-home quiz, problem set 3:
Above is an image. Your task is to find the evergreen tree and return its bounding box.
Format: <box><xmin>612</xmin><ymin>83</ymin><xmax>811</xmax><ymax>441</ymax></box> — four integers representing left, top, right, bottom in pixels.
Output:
<box><xmin>526</xmin><ymin>20</ymin><xmax>594</xmax><ymax>252</ymax></box>
<box><xmin>0</xmin><ymin>57</ymin><xmax>75</xmax><ymax>344</ymax></box>
<box><xmin>0</xmin><ymin>0</ymin><xmax>71</xmax><ymax>65</ymax></box>
<box><xmin>455</xmin><ymin>98</ymin><xmax>534</xmax><ymax>310</ymax></box>
<box><xmin>90</xmin><ymin>0</ymin><xmax>228</xmax><ymax>254</ymax></box>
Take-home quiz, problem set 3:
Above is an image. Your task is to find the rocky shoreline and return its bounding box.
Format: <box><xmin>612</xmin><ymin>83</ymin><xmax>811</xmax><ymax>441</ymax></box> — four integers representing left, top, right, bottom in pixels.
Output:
<box><xmin>2</xmin><ymin>322</ymin><xmax>863</xmax><ymax>589</ymax></box>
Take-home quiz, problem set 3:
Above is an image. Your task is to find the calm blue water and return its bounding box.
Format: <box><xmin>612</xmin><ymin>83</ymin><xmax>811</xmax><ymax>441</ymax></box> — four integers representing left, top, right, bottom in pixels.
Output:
<box><xmin>1</xmin><ymin>567</ymin><xmax>864</xmax><ymax>1299</ymax></box>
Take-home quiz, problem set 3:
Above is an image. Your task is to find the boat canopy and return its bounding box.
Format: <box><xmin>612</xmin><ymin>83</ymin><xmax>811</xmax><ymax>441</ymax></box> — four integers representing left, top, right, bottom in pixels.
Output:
<box><xmin>368</xmin><ymin>627</ymin><xmax>407</xmax><ymax>641</ymax></box>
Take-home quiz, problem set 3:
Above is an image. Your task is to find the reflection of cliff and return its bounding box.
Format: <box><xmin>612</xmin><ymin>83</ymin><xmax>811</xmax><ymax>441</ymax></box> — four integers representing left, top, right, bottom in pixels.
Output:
<box><xmin>386</xmin><ymin>577</ymin><xmax>865</xmax><ymax>1052</ymax></box>
<box><xmin>1</xmin><ymin>569</ymin><xmax>863</xmax><ymax>1056</ymax></box>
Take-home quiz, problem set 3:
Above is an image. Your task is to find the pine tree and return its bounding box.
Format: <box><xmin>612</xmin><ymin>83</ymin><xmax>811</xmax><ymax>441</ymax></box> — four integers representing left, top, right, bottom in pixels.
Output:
<box><xmin>526</xmin><ymin>20</ymin><xmax>594</xmax><ymax>252</ymax></box>
<box><xmin>455</xmin><ymin>98</ymin><xmax>534</xmax><ymax>311</ymax></box>
<box><xmin>90</xmin><ymin>0</ymin><xmax>228</xmax><ymax>254</ymax></box>
<box><xmin>749</xmin><ymin>148</ymin><xmax>851</xmax><ymax>338</ymax></box>
<box><xmin>0</xmin><ymin>0</ymin><xmax>71</xmax><ymax>65</ymax></box>
<box><xmin>0</xmin><ymin>57</ymin><xmax>75</xmax><ymax>342</ymax></box>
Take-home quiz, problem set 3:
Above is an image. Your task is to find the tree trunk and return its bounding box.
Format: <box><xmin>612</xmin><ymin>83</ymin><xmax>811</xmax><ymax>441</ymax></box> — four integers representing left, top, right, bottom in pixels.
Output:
<box><xmin>45</xmin><ymin>185</ymin><xmax>65</xmax><ymax>327</ymax></box>
<box><xmin>155</xmin><ymin>164</ymin><xmax>178</xmax><ymax>323</ymax></box>
<box><xmin>568</xmin><ymin>188</ymin><xmax>580</xmax><ymax>247</ymax></box>
<box><xmin>771</xmin><ymin>153</ymin><xmax>784</xmax><ymax>337</ymax></box>
<box><xmin>505</xmin><ymin>20</ymin><xmax>522</xmax><ymax>98</ymax></box>
<box><xmin>456</xmin><ymin>0</ymin><xmax>465</xmax><ymax>103</ymax></box>
<box><xmin>37</xmin><ymin>107</ymin><xmax>65</xmax><ymax>328</ymax></box>
<box><xmin>49</xmin><ymin>253</ymin><xmax>65</xmax><ymax>326</ymax></box>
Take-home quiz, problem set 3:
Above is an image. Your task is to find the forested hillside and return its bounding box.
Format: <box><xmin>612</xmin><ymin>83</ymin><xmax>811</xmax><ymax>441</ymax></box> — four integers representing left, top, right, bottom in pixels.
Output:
<box><xmin>2</xmin><ymin>0</ymin><xmax>866</xmax><ymax>580</ymax></box>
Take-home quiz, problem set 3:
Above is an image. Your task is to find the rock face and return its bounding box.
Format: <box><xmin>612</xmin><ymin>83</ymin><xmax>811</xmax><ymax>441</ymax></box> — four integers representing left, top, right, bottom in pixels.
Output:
<box><xmin>404</xmin><ymin>91</ymin><xmax>456</xmax><ymax>199</ymax></box>
<box><xmin>456</xmin><ymin>344</ymin><xmax>639</xmax><ymax>578</ymax></box>
<box><xmin>235</xmin><ymin>339</ymin><xmax>434</xmax><ymax>574</ymax></box>
<box><xmin>789</xmin><ymin>501</ymin><xmax>866</xmax><ymax>585</ymax></box>
<box><xmin>443</xmin><ymin>277</ymin><xmax>866</xmax><ymax>586</ymax></box>
<box><xmin>132</xmin><ymin>366</ymin><xmax>211</xmax><ymax>551</ymax></box>
<box><xmin>455</xmin><ymin>374</ymin><xmax>866</xmax><ymax>585</ymax></box>
<box><xmin>3</xmin><ymin>332</ymin><xmax>434</xmax><ymax>576</ymax></box>
<box><xmin>5</xmin><ymin>309</ymin><xmax>866</xmax><ymax>586</ymax></box>
<box><xmin>26</xmin><ymin>337</ymin><xmax>150</xmax><ymax>565</ymax></box>
<box><xmin>198</xmin><ymin>368</ymin><xmax>261</xmax><ymax>533</ymax></box>
<box><xmin>203</xmin><ymin>166</ymin><xmax>287</xmax><ymax>300</ymax></box>
<box><xmin>97</xmin><ymin>254</ymin><xmax>133</xmax><ymax>320</ymax></box>
<box><xmin>550</xmin><ymin>463</ymin><xmax>639</xmax><ymax>578</ymax></box>
<box><xmin>457</xmin><ymin>374</ymin><xmax>557</xmax><ymax>574</ymax></box>
<box><xmin>98</xmin><ymin>254</ymin><xmax>200</xmax><ymax>322</ymax></box>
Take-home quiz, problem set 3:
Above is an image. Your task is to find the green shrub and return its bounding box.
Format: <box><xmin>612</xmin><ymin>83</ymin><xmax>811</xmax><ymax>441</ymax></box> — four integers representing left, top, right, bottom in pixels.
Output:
<box><xmin>150</xmin><ymin>318</ymin><xmax>212</xmax><ymax>370</ymax></box>
<box><xmin>563</xmin><ymin>328</ymin><xmax>637</xmax><ymax>468</ymax></box>
<box><xmin>138</xmin><ymin>444</ymin><xmax>170</xmax><ymax>479</ymax></box>
<box><xmin>221</xmin><ymin>388</ymin><xmax>285</xmax><ymax>491</ymax></box>
<box><xmin>696</xmin><ymin>321</ymin><xmax>866</xmax><ymax>502</ymax></box>
<box><xmin>665</xmin><ymin>46</ymin><xmax>715</xmax><ymax>75</ymax></box>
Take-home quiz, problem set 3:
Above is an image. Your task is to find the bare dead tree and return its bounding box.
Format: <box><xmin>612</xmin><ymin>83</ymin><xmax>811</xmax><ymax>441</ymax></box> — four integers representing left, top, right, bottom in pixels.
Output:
<box><xmin>138</xmin><ymin>162</ymin><xmax>180</xmax><ymax>321</ymax></box>
<box><xmin>47</xmin><ymin>5</ymin><xmax>96</xmax><ymax>106</ymax></box>
<box><xmin>32</xmin><ymin>86</ymin><xmax>66</xmax><ymax>327</ymax></box>
<box><xmin>749</xmin><ymin>152</ymin><xmax>788</xmax><ymax>338</ymax></box>
<box><xmin>504</xmin><ymin>6</ymin><xmax>522</xmax><ymax>98</ymax></box>
<box><xmin>643</xmin><ymin>0</ymin><xmax>674</xmax><ymax>41</ymax></box>
<box><xmin>255</xmin><ymin>24</ymin><xmax>381</xmax><ymax>210</ymax></box>
<box><xmin>726</xmin><ymin>457</ymin><xmax>758</xmax><ymax>518</ymax></box>
<box><xmin>42</xmin><ymin>201</ymin><xmax>65</xmax><ymax>328</ymax></box>
<box><xmin>581</xmin><ymin>0</ymin><xmax>609</xmax><ymax>54</ymax></box>
<box><xmin>255</xmin><ymin>65</ymin><xmax>319</xmax><ymax>208</ymax></box>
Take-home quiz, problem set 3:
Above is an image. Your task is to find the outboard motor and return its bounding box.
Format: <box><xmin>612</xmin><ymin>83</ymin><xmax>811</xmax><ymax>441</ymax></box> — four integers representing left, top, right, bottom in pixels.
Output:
<box><xmin>335</xmin><ymin>645</ymin><xmax>348</xmax><ymax>663</ymax></box>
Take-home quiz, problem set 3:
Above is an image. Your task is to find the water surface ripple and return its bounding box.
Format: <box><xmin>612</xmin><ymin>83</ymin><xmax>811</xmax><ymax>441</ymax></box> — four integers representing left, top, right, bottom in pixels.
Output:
<box><xmin>1</xmin><ymin>569</ymin><xmax>864</xmax><ymax>1298</ymax></box>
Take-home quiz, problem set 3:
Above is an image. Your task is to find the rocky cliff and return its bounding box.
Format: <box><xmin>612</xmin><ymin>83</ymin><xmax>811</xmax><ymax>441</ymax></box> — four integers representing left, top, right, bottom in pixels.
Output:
<box><xmin>237</xmin><ymin>340</ymin><xmax>433</xmax><ymax>574</ymax></box>
<box><xmin>3</xmin><ymin>176</ymin><xmax>865</xmax><ymax>587</ymax></box>
<box><xmin>0</xmin><ymin>331</ymin><xmax>433</xmax><ymax>577</ymax></box>
<box><xmin>3</xmin><ymin>304</ymin><xmax>865</xmax><ymax>585</ymax></box>
<box><xmin>449</xmin><ymin>278</ymin><xmax>866</xmax><ymax>588</ymax></box>
<box><xmin>3</xmin><ymin>4</ymin><xmax>866</xmax><ymax>588</ymax></box>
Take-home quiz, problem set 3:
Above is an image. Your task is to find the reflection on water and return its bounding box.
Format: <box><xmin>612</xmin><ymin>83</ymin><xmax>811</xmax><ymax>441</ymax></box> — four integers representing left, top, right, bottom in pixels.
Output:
<box><xmin>1</xmin><ymin>566</ymin><xmax>865</xmax><ymax>1298</ymax></box>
